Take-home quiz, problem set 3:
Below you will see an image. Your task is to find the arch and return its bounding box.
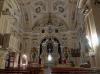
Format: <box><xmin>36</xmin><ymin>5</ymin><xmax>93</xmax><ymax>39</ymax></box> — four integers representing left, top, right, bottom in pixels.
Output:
<box><xmin>39</xmin><ymin>37</ymin><xmax>62</xmax><ymax>64</ymax></box>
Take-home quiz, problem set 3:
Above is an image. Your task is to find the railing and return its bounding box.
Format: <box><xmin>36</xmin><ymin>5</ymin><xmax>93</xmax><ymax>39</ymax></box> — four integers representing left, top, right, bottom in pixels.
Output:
<box><xmin>0</xmin><ymin>69</ymin><xmax>30</xmax><ymax>74</ymax></box>
<box><xmin>0</xmin><ymin>67</ymin><xmax>99</xmax><ymax>74</ymax></box>
<box><xmin>0</xmin><ymin>67</ymin><xmax>43</xmax><ymax>74</ymax></box>
<box><xmin>51</xmin><ymin>67</ymin><xmax>100</xmax><ymax>74</ymax></box>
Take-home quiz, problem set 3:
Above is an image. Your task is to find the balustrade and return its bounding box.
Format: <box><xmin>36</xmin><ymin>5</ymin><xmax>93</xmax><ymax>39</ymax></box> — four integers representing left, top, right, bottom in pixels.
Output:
<box><xmin>0</xmin><ymin>67</ymin><xmax>99</xmax><ymax>74</ymax></box>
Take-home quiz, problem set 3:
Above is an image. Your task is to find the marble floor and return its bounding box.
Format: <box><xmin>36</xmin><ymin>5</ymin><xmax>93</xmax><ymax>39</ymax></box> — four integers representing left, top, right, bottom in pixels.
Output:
<box><xmin>44</xmin><ymin>67</ymin><xmax>51</xmax><ymax>74</ymax></box>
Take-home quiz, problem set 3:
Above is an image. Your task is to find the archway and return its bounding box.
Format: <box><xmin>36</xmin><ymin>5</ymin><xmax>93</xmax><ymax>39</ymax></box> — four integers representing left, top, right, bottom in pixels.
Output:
<box><xmin>39</xmin><ymin>37</ymin><xmax>62</xmax><ymax>65</ymax></box>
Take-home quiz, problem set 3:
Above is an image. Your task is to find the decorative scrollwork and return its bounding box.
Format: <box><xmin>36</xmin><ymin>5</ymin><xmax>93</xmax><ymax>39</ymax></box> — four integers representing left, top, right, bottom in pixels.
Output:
<box><xmin>53</xmin><ymin>0</ymin><xmax>65</xmax><ymax>13</ymax></box>
<box><xmin>34</xmin><ymin>1</ymin><xmax>46</xmax><ymax>14</ymax></box>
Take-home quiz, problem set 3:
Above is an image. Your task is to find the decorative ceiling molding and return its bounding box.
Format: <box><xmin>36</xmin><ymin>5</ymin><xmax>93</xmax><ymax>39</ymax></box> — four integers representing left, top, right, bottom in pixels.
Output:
<box><xmin>32</xmin><ymin>13</ymin><xmax>68</xmax><ymax>31</ymax></box>
<box><xmin>6</xmin><ymin>0</ymin><xmax>79</xmax><ymax>32</ymax></box>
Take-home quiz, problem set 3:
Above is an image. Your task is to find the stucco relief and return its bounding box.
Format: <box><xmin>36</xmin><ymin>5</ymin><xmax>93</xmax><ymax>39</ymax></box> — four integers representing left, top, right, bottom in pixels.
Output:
<box><xmin>53</xmin><ymin>0</ymin><xmax>65</xmax><ymax>13</ymax></box>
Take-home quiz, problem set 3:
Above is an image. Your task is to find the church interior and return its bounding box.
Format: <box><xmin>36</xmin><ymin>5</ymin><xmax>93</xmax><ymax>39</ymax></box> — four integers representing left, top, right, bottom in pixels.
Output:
<box><xmin>0</xmin><ymin>0</ymin><xmax>100</xmax><ymax>74</ymax></box>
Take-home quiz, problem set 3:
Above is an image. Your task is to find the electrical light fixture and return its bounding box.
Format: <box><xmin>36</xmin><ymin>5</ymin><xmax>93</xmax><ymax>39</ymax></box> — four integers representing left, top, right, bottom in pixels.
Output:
<box><xmin>48</xmin><ymin>54</ymin><xmax>52</xmax><ymax>61</ymax></box>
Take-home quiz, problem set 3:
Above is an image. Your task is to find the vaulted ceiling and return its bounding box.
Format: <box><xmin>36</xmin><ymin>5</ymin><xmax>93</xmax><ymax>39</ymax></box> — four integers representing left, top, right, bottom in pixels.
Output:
<box><xmin>1</xmin><ymin>0</ymin><xmax>92</xmax><ymax>38</ymax></box>
<box><xmin>16</xmin><ymin>0</ymin><xmax>78</xmax><ymax>32</ymax></box>
<box><xmin>1</xmin><ymin>0</ymin><xmax>94</xmax><ymax>51</ymax></box>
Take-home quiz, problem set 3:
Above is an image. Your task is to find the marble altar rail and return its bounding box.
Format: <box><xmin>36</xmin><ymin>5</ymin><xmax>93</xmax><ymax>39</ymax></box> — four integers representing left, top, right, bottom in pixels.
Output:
<box><xmin>51</xmin><ymin>67</ymin><xmax>100</xmax><ymax>74</ymax></box>
<box><xmin>0</xmin><ymin>67</ymin><xmax>99</xmax><ymax>74</ymax></box>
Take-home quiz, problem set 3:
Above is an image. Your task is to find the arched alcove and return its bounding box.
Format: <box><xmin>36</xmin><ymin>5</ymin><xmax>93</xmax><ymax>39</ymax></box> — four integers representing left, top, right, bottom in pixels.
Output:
<box><xmin>39</xmin><ymin>37</ymin><xmax>62</xmax><ymax>66</ymax></box>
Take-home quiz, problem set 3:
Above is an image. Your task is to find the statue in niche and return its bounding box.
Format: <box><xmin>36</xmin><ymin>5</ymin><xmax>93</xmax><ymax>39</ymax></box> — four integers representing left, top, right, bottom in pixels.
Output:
<box><xmin>31</xmin><ymin>47</ymin><xmax>37</xmax><ymax>63</ymax></box>
<box><xmin>63</xmin><ymin>47</ymin><xmax>69</xmax><ymax>64</ymax></box>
